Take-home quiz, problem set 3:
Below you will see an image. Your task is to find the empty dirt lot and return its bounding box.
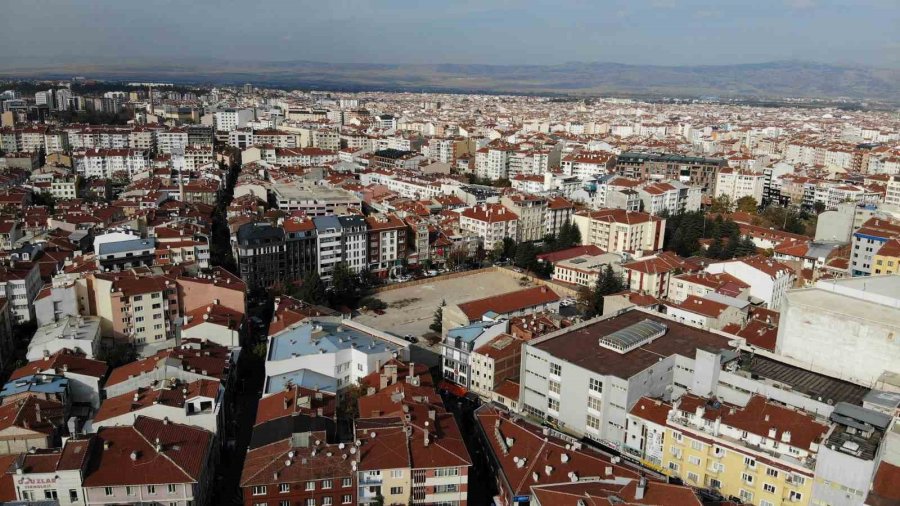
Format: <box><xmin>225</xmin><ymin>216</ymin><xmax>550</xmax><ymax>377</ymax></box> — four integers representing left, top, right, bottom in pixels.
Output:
<box><xmin>355</xmin><ymin>270</ymin><xmax>531</xmax><ymax>341</ymax></box>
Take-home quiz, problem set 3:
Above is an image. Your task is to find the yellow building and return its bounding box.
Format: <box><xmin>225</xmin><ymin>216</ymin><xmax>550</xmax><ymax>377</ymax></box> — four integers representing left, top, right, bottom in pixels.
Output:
<box><xmin>626</xmin><ymin>394</ymin><xmax>828</xmax><ymax>506</ymax></box>
<box><xmin>873</xmin><ymin>238</ymin><xmax>900</xmax><ymax>275</ymax></box>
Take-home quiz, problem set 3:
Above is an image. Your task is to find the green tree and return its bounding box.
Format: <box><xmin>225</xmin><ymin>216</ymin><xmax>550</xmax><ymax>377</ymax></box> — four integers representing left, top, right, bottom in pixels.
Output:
<box><xmin>489</xmin><ymin>241</ymin><xmax>505</xmax><ymax>263</ymax></box>
<box><xmin>735</xmin><ymin>196</ymin><xmax>759</xmax><ymax>213</ymax></box>
<box><xmin>708</xmin><ymin>195</ymin><xmax>733</xmax><ymax>214</ymax></box>
<box><xmin>706</xmin><ymin>236</ymin><xmax>724</xmax><ymax>259</ymax></box>
<box><xmin>501</xmin><ymin>237</ymin><xmax>517</xmax><ymax>260</ymax></box>
<box><xmin>329</xmin><ymin>262</ymin><xmax>359</xmax><ymax>307</ymax></box>
<box><xmin>587</xmin><ymin>265</ymin><xmax>624</xmax><ymax>317</ymax></box>
<box><xmin>514</xmin><ymin>242</ymin><xmax>539</xmax><ymax>272</ymax></box>
<box><xmin>430</xmin><ymin>300</ymin><xmax>445</xmax><ymax>333</ymax></box>
<box><xmin>813</xmin><ymin>201</ymin><xmax>826</xmax><ymax>214</ymax></box>
<box><xmin>297</xmin><ymin>270</ymin><xmax>327</xmax><ymax>305</ymax></box>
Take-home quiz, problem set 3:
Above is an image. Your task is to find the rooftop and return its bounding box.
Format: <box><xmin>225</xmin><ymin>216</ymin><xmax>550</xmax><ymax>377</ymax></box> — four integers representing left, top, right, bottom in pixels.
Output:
<box><xmin>531</xmin><ymin>309</ymin><xmax>732</xmax><ymax>379</ymax></box>
<box><xmin>267</xmin><ymin>320</ymin><xmax>403</xmax><ymax>362</ymax></box>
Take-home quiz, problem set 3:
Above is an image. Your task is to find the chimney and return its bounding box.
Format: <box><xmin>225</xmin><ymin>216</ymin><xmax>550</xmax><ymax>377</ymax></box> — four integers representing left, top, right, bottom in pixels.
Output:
<box><xmin>34</xmin><ymin>404</ymin><xmax>41</xmax><ymax>423</ymax></box>
<box><xmin>635</xmin><ymin>477</ymin><xmax>647</xmax><ymax>500</ymax></box>
<box><xmin>379</xmin><ymin>374</ymin><xmax>388</xmax><ymax>390</ymax></box>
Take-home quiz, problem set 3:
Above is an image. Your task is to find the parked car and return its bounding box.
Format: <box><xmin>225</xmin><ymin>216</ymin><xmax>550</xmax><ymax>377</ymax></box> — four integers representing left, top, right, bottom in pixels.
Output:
<box><xmin>403</xmin><ymin>334</ymin><xmax>419</xmax><ymax>344</ymax></box>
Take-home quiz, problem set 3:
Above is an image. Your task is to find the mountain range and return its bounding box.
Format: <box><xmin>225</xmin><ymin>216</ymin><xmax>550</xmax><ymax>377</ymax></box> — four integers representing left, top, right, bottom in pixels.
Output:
<box><xmin>2</xmin><ymin>59</ymin><xmax>898</xmax><ymax>102</ymax></box>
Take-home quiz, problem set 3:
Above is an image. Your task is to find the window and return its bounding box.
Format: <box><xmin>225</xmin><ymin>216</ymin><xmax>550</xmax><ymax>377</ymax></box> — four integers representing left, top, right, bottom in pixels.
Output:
<box><xmin>742</xmin><ymin>472</ymin><xmax>754</xmax><ymax>484</ymax></box>
<box><xmin>548</xmin><ymin>380</ymin><xmax>561</xmax><ymax>395</ymax></box>
<box><xmin>761</xmin><ymin>501</ymin><xmax>775</xmax><ymax>506</ymax></box>
<box><xmin>148</xmin><ymin>485</ymin><xmax>156</xmax><ymax>494</ymax></box>
<box><xmin>323</xmin><ymin>479</ymin><xmax>333</xmax><ymax>489</ymax></box>
<box><xmin>342</xmin><ymin>494</ymin><xmax>352</xmax><ymax>504</ymax></box>
<box><xmin>668</xmin><ymin>462</ymin><xmax>680</xmax><ymax>472</ymax></box>
<box><xmin>342</xmin><ymin>478</ymin><xmax>352</xmax><ymax>487</ymax></box>
<box><xmin>709</xmin><ymin>478</ymin><xmax>722</xmax><ymax>489</ymax></box>
<box><xmin>306</xmin><ymin>499</ymin><xmax>315</xmax><ymax>506</ymax></box>
<box><xmin>763</xmin><ymin>483</ymin><xmax>776</xmax><ymax>494</ymax></box>
<box><xmin>691</xmin><ymin>440</ymin><xmax>703</xmax><ymax>451</ymax></box>
<box><xmin>688</xmin><ymin>456</ymin><xmax>701</xmax><ymax>466</ymax></box>
<box><xmin>550</xmin><ymin>363</ymin><xmax>561</xmax><ymax>376</ymax></box>
<box><xmin>69</xmin><ymin>489</ymin><xmax>79</xmax><ymax>502</ymax></box>
<box><xmin>687</xmin><ymin>471</ymin><xmax>699</xmax><ymax>483</ymax></box>
<box><xmin>126</xmin><ymin>486</ymin><xmax>136</xmax><ymax>496</ymax></box>
<box><xmin>104</xmin><ymin>487</ymin><xmax>114</xmax><ymax>497</ymax></box>
<box><xmin>168</xmin><ymin>484</ymin><xmax>177</xmax><ymax>493</ymax></box>
<box><xmin>390</xmin><ymin>486</ymin><xmax>404</xmax><ymax>494</ymax></box>
<box><xmin>790</xmin><ymin>475</ymin><xmax>805</xmax><ymax>486</ymax></box>
<box><xmin>670</xmin><ymin>446</ymin><xmax>682</xmax><ymax>458</ymax></box>
<box><xmin>252</xmin><ymin>486</ymin><xmax>267</xmax><ymax>496</ymax></box>
<box><xmin>588</xmin><ymin>396</ymin><xmax>602</xmax><ymax>412</ymax></box>
<box><xmin>766</xmin><ymin>468</ymin><xmax>779</xmax><ymax>478</ymax></box>
<box><xmin>434</xmin><ymin>468</ymin><xmax>459</xmax><ymax>477</ymax></box>
<box><xmin>279</xmin><ymin>483</ymin><xmax>289</xmax><ymax>493</ymax></box>
<box><xmin>589</xmin><ymin>378</ymin><xmax>603</xmax><ymax>393</ymax></box>
<box><xmin>280</xmin><ymin>502</ymin><xmax>290</xmax><ymax>506</ymax></box>
<box><xmin>740</xmin><ymin>489</ymin><xmax>754</xmax><ymax>503</ymax></box>
<box><xmin>44</xmin><ymin>490</ymin><xmax>58</xmax><ymax>500</ymax></box>
<box><xmin>390</xmin><ymin>470</ymin><xmax>403</xmax><ymax>478</ymax></box>
<box><xmin>789</xmin><ymin>491</ymin><xmax>803</xmax><ymax>502</ymax></box>
<box><xmin>671</xmin><ymin>431</ymin><xmax>683</xmax><ymax>442</ymax></box>
<box><xmin>323</xmin><ymin>498</ymin><xmax>332</xmax><ymax>506</ymax></box>
<box><xmin>548</xmin><ymin>398</ymin><xmax>559</xmax><ymax>411</ymax></box>
<box><xmin>713</xmin><ymin>446</ymin><xmax>726</xmax><ymax>457</ymax></box>
<box><xmin>306</xmin><ymin>482</ymin><xmax>315</xmax><ymax>491</ymax></box>
<box><xmin>744</xmin><ymin>456</ymin><xmax>757</xmax><ymax>469</ymax></box>
<box><xmin>586</xmin><ymin>414</ymin><xmax>601</xmax><ymax>431</ymax></box>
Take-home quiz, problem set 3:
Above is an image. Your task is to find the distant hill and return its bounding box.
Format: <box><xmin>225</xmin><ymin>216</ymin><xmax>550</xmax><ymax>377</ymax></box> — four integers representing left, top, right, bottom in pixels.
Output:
<box><xmin>2</xmin><ymin>59</ymin><xmax>898</xmax><ymax>101</ymax></box>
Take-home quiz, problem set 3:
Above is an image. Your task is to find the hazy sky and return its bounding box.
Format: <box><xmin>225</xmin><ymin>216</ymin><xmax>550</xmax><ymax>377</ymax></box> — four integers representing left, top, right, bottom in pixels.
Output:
<box><xmin>1</xmin><ymin>0</ymin><xmax>898</xmax><ymax>68</ymax></box>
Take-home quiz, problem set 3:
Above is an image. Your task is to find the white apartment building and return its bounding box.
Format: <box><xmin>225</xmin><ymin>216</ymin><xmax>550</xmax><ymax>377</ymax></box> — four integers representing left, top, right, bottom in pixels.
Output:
<box><xmin>214</xmin><ymin>108</ymin><xmax>255</xmax><ymax>132</ymax></box>
<box><xmin>458</xmin><ymin>203</ymin><xmax>518</xmax><ymax>249</ymax></box>
<box><xmin>572</xmin><ymin>208</ymin><xmax>666</xmax><ymax>254</ymax></box>
<box><xmin>705</xmin><ymin>256</ymin><xmax>795</xmax><ymax>309</ymax></box>
<box><xmin>714</xmin><ymin>168</ymin><xmax>765</xmax><ymax>204</ymax></box>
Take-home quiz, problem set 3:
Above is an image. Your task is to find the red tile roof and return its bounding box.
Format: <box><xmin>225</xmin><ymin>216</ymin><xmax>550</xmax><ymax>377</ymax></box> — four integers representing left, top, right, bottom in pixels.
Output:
<box><xmin>10</xmin><ymin>349</ymin><xmax>107</xmax><ymax>380</ymax></box>
<box><xmin>457</xmin><ymin>286</ymin><xmax>560</xmax><ymax>321</ymax></box>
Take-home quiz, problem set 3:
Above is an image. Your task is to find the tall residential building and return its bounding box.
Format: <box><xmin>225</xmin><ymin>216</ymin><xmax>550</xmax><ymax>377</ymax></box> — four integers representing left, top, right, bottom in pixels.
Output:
<box><xmin>572</xmin><ymin>208</ymin><xmax>666</xmax><ymax>254</ymax></box>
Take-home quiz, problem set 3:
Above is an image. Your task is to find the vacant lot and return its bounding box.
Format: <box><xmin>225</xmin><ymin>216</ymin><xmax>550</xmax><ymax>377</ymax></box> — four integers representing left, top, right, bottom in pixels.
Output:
<box><xmin>356</xmin><ymin>270</ymin><xmax>530</xmax><ymax>342</ymax></box>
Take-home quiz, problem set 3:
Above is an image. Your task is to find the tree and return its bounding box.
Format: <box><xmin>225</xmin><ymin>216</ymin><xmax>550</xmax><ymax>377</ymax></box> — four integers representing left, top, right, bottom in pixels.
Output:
<box><xmin>297</xmin><ymin>270</ymin><xmax>327</xmax><ymax>305</ymax></box>
<box><xmin>338</xmin><ymin>378</ymin><xmax>369</xmax><ymax>419</ymax></box>
<box><xmin>430</xmin><ymin>300</ymin><xmax>445</xmax><ymax>333</ymax></box>
<box><xmin>446</xmin><ymin>247</ymin><xmax>469</xmax><ymax>270</ymax></box>
<box><xmin>329</xmin><ymin>262</ymin><xmax>359</xmax><ymax>308</ymax></box>
<box><xmin>514</xmin><ymin>242</ymin><xmax>539</xmax><ymax>272</ymax></box>
<box><xmin>587</xmin><ymin>265</ymin><xmax>625</xmax><ymax>317</ymax></box>
<box><xmin>708</xmin><ymin>195</ymin><xmax>733</xmax><ymax>214</ymax></box>
<box><xmin>557</xmin><ymin>221</ymin><xmax>581</xmax><ymax>249</ymax></box>
<box><xmin>813</xmin><ymin>201</ymin><xmax>826</xmax><ymax>214</ymax></box>
<box><xmin>489</xmin><ymin>241</ymin><xmax>505</xmax><ymax>263</ymax></box>
<box><xmin>706</xmin><ymin>236</ymin><xmax>724</xmax><ymax>259</ymax></box>
<box><xmin>501</xmin><ymin>237</ymin><xmax>517</xmax><ymax>260</ymax></box>
<box><xmin>735</xmin><ymin>196</ymin><xmax>759</xmax><ymax>213</ymax></box>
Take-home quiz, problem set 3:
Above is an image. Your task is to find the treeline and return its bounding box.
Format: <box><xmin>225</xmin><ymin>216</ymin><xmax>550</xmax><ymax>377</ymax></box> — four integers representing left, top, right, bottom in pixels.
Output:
<box><xmin>664</xmin><ymin>211</ymin><xmax>757</xmax><ymax>260</ymax></box>
<box><xmin>490</xmin><ymin>221</ymin><xmax>582</xmax><ymax>276</ymax></box>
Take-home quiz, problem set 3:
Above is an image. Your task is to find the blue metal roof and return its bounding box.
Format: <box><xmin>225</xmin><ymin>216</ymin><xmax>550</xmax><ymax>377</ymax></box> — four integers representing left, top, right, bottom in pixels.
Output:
<box><xmin>1</xmin><ymin>374</ymin><xmax>68</xmax><ymax>398</ymax></box>
<box><xmin>265</xmin><ymin>368</ymin><xmax>338</xmax><ymax>395</ymax></box>
<box><xmin>446</xmin><ymin>320</ymin><xmax>499</xmax><ymax>343</ymax></box>
<box><xmin>313</xmin><ymin>215</ymin><xmax>342</xmax><ymax>232</ymax></box>
<box><xmin>268</xmin><ymin>320</ymin><xmax>400</xmax><ymax>361</ymax></box>
<box><xmin>97</xmin><ymin>238</ymin><xmax>155</xmax><ymax>256</ymax></box>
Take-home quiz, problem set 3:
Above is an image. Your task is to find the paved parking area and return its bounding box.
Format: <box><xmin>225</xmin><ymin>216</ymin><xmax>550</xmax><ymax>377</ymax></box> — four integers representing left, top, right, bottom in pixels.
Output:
<box><xmin>356</xmin><ymin>270</ymin><xmax>529</xmax><ymax>341</ymax></box>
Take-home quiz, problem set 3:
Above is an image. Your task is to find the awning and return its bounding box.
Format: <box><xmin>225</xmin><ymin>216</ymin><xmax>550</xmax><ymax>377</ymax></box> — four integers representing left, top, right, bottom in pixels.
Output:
<box><xmin>439</xmin><ymin>380</ymin><xmax>467</xmax><ymax>398</ymax></box>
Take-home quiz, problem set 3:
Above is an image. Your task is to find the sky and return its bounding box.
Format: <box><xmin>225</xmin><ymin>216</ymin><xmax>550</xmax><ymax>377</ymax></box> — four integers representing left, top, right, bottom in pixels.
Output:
<box><xmin>1</xmin><ymin>0</ymin><xmax>898</xmax><ymax>68</ymax></box>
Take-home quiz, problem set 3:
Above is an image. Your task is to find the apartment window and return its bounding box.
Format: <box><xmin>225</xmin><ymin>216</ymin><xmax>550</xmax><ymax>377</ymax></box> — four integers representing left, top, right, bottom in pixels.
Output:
<box><xmin>306</xmin><ymin>499</ymin><xmax>315</xmax><ymax>506</ymax></box>
<box><xmin>742</xmin><ymin>473</ymin><xmax>754</xmax><ymax>484</ymax></box>
<box><xmin>323</xmin><ymin>498</ymin><xmax>332</xmax><ymax>506</ymax></box>
<box><xmin>44</xmin><ymin>490</ymin><xmax>58</xmax><ymax>500</ymax></box>
<box><xmin>744</xmin><ymin>456</ymin><xmax>757</xmax><ymax>469</ymax></box>
<box><xmin>104</xmin><ymin>487</ymin><xmax>114</xmax><ymax>497</ymax></box>
<box><xmin>761</xmin><ymin>501</ymin><xmax>775</xmax><ymax>506</ymax></box>
<box><xmin>323</xmin><ymin>479</ymin><xmax>333</xmax><ymax>489</ymax></box>
<box><xmin>390</xmin><ymin>470</ymin><xmax>403</xmax><ymax>478</ymax></box>
<box><xmin>740</xmin><ymin>490</ymin><xmax>754</xmax><ymax>503</ymax></box>
<box><xmin>305</xmin><ymin>482</ymin><xmax>315</xmax><ymax>491</ymax></box>
<box><xmin>588</xmin><ymin>396</ymin><xmax>602</xmax><ymax>412</ymax></box>
<box><xmin>791</xmin><ymin>475</ymin><xmax>806</xmax><ymax>486</ymax></box>
<box><xmin>279</xmin><ymin>483</ymin><xmax>289</xmax><ymax>493</ymax></box>
<box><xmin>168</xmin><ymin>484</ymin><xmax>177</xmax><ymax>493</ymax></box>
<box><xmin>766</xmin><ymin>468</ymin><xmax>779</xmax><ymax>478</ymax></box>
<box><xmin>434</xmin><ymin>468</ymin><xmax>459</xmax><ymax>477</ymax></box>
<box><xmin>789</xmin><ymin>491</ymin><xmax>803</xmax><ymax>502</ymax></box>
<box><xmin>709</xmin><ymin>478</ymin><xmax>722</xmax><ymax>489</ymax></box>
<box><xmin>589</xmin><ymin>378</ymin><xmax>603</xmax><ymax>393</ymax></box>
<box><xmin>126</xmin><ymin>486</ymin><xmax>136</xmax><ymax>496</ymax></box>
<box><xmin>688</xmin><ymin>456</ymin><xmax>701</xmax><ymax>466</ymax></box>
<box><xmin>342</xmin><ymin>494</ymin><xmax>352</xmax><ymax>504</ymax></box>
<box><xmin>586</xmin><ymin>415</ymin><xmax>601</xmax><ymax>431</ymax></box>
<box><xmin>550</xmin><ymin>363</ymin><xmax>561</xmax><ymax>376</ymax></box>
<box><xmin>670</xmin><ymin>447</ymin><xmax>682</xmax><ymax>458</ymax></box>
<box><xmin>69</xmin><ymin>489</ymin><xmax>79</xmax><ymax>502</ymax></box>
<box><xmin>342</xmin><ymin>478</ymin><xmax>352</xmax><ymax>487</ymax></box>
<box><xmin>280</xmin><ymin>502</ymin><xmax>290</xmax><ymax>506</ymax></box>
<box><xmin>252</xmin><ymin>486</ymin><xmax>267</xmax><ymax>496</ymax></box>
<box><xmin>668</xmin><ymin>462</ymin><xmax>680</xmax><ymax>472</ymax></box>
<box><xmin>763</xmin><ymin>483</ymin><xmax>776</xmax><ymax>494</ymax></box>
<box><xmin>390</xmin><ymin>486</ymin><xmax>403</xmax><ymax>494</ymax></box>
<box><xmin>691</xmin><ymin>440</ymin><xmax>703</xmax><ymax>451</ymax></box>
<box><xmin>148</xmin><ymin>485</ymin><xmax>157</xmax><ymax>495</ymax></box>
<box><xmin>548</xmin><ymin>380</ymin><xmax>561</xmax><ymax>395</ymax></box>
<box><xmin>713</xmin><ymin>446</ymin><xmax>726</xmax><ymax>457</ymax></box>
<box><xmin>548</xmin><ymin>398</ymin><xmax>559</xmax><ymax>411</ymax></box>
<box><xmin>671</xmin><ymin>431</ymin><xmax>683</xmax><ymax>442</ymax></box>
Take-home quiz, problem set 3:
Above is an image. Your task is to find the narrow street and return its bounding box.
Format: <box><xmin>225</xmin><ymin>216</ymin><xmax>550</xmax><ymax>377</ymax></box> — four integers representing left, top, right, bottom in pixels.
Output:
<box><xmin>442</xmin><ymin>393</ymin><xmax>498</xmax><ymax>505</ymax></box>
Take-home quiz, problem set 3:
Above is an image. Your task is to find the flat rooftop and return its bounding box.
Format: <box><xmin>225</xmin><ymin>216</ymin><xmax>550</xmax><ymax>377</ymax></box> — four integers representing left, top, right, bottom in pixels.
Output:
<box><xmin>747</xmin><ymin>354</ymin><xmax>870</xmax><ymax>406</ymax></box>
<box><xmin>268</xmin><ymin>320</ymin><xmax>402</xmax><ymax>362</ymax></box>
<box><xmin>532</xmin><ymin>309</ymin><xmax>732</xmax><ymax>379</ymax></box>
<box><xmin>265</xmin><ymin>368</ymin><xmax>338</xmax><ymax>395</ymax></box>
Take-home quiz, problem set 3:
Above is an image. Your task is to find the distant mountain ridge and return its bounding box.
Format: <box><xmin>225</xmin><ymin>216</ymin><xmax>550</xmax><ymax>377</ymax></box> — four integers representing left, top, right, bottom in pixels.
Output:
<box><xmin>1</xmin><ymin>59</ymin><xmax>898</xmax><ymax>101</ymax></box>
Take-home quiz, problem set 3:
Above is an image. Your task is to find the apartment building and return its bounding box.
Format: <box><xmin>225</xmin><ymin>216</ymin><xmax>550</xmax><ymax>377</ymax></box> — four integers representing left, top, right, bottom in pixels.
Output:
<box><xmin>572</xmin><ymin>208</ymin><xmax>666</xmax><ymax>254</ymax></box>
<box><xmin>850</xmin><ymin>217</ymin><xmax>900</xmax><ymax>276</ymax></box>
<box><xmin>715</xmin><ymin>168</ymin><xmax>765</xmax><ymax>204</ymax></box>
<box><xmin>90</xmin><ymin>272</ymin><xmax>181</xmax><ymax>354</ymax></box>
<box><xmin>705</xmin><ymin>256</ymin><xmax>795</xmax><ymax>309</ymax></box>
<box><xmin>500</xmin><ymin>194</ymin><xmax>547</xmax><ymax>242</ymax></box>
<box><xmin>561</xmin><ymin>150</ymin><xmax>616</xmax><ymax>179</ymax></box>
<box><xmin>441</xmin><ymin>319</ymin><xmax>509</xmax><ymax>389</ymax></box>
<box><xmin>458</xmin><ymin>203</ymin><xmax>518</xmax><ymax>249</ymax></box>
<box><xmin>365</xmin><ymin>213</ymin><xmax>407</xmax><ymax>275</ymax></box>
<box><xmin>0</xmin><ymin>262</ymin><xmax>42</xmax><ymax>323</ymax></box>
<box><xmin>551</xmin><ymin>252</ymin><xmax>624</xmax><ymax>287</ymax></box>
<box><xmin>622</xmin><ymin>251</ymin><xmax>700</xmax><ymax>299</ymax></box>
<box><xmin>233</xmin><ymin>222</ymin><xmax>285</xmax><ymax>290</ymax></box>
<box><xmin>639</xmin><ymin>181</ymin><xmax>702</xmax><ymax>215</ymax></box>
<box><xmin>615</xmin><ymin>152</ymin><xmax>726</xmax><ymax>190</ymax></box>
<box><xmin>626</xmin><ymin>394</ymin><xmax>825</xmax><ymax>506</ymax></box>
<box><xmin>545</xmin><ymin>196</ymin><xmax>575</xmax><ymax>237</ymax></box>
